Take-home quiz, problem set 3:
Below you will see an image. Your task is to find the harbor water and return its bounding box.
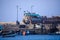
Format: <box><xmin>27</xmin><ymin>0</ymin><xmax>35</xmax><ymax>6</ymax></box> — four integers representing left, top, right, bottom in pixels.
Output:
<box><xmin>0</xmin><ymin>35</ymin><xmax>60</xmax><ymax>40</ymax></box>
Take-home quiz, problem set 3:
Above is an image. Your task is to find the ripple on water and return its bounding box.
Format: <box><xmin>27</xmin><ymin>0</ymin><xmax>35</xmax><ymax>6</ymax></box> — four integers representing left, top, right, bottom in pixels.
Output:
<box><xmin>0</xmin><ymin>35</ymin><xmax>60</xmax><ymax>40</ymax></box>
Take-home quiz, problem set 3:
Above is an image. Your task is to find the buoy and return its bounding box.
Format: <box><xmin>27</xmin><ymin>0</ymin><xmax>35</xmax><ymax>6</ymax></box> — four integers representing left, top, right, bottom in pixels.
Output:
<box><xmin>23</xmin><ymin>31</ymin><xmax>26</xmax><ymax>36</ymax></box>
<box><xmin>26</xmin><ymin>30</ymin><xmax>29</xmax><ymax>34</ymax></box>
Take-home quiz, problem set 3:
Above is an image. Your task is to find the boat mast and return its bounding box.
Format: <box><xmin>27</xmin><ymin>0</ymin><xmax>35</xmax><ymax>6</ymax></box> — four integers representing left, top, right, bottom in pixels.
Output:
<box><xmin>16</xmin><ymin>5</ymin><xmax>20</xmax><ymax>25</ymax></box>
<box><xmin>31</xmin><ymin>5</ymin><xmax>34</xmax><ymax>13</ymax></box>
<box><xmin>17</xmin><ymin>5</ymin><xmax>18</xmax><ymax>21</ymax></box>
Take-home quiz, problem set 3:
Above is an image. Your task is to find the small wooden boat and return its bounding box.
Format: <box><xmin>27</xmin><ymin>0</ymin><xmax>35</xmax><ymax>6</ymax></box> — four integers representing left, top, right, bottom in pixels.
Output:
<box><xmin>2</xmin><ymin>31</ymin><xmax>16</xmax><ymax>37</ymax></box>
<box><xmin>2</xmin><ymin>33</ymin><xmax>16</xmax><ymax>37</ymax></box>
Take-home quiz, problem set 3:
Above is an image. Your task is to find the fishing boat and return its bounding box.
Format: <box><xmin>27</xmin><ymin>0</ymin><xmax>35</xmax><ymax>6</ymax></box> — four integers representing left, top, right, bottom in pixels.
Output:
<box><xmin>19</xmin><ymin>11</ymin><xmax>60</xmax><ymax>35</ymax></box>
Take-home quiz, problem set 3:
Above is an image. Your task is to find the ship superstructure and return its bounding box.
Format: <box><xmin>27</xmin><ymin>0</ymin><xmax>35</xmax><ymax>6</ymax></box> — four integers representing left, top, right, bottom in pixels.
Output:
<box><xmin>23</xmin><ymin>12</ymin><xmax>42</xmax><ymax>24</ymax></box>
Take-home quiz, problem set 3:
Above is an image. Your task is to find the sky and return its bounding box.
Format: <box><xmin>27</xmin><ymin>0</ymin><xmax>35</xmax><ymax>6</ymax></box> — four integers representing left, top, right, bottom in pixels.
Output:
<box><xmin>0</xmin><ymin>0</ymin><xmax>60</xmax><ymax>22</ymax></box>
